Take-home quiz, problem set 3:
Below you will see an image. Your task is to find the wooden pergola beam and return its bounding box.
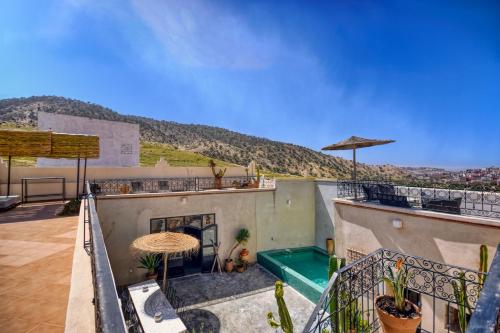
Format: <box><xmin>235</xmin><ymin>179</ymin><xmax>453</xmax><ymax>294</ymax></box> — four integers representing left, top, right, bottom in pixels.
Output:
<box><xmin>0</xmin><ymin>129</ymin><xmax>100</xmax><ymax>198</ymax></box>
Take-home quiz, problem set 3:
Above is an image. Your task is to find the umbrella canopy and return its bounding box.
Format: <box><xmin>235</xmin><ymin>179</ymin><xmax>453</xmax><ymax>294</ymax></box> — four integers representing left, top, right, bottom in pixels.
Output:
<box><xmin>131</xmin><ymin>232</ymin><xmax>199</xmax><ymax>292</ymax></box>
<box><xmin>321</xmin><ymin>136</ymin><xmax>395</xmax><ymax>151</ymax></box>
<box><xmin>321</xmin><ymin>136</ymin><xmax>395</xmax><ymax>199</ymax></box>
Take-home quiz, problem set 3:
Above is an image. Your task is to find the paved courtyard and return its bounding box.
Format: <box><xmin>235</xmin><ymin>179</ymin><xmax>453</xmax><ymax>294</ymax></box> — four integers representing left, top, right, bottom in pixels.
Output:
<box><xmin>170</xmin><ymin>265</ymin><xmax>315</xmax><ymax>333</ymax></box>
<box><xmin>0</xmin><ymin>202</ymin><xmax>78</xmax><ymax>333</ymax></box>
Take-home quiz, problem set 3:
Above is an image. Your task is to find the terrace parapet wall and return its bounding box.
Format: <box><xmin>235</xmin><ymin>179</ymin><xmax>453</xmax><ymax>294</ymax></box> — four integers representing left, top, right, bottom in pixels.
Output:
<box><xmin>0</xmin><ymin>158</ymin><xmax>248</xmax><ymax>198</ymax></box>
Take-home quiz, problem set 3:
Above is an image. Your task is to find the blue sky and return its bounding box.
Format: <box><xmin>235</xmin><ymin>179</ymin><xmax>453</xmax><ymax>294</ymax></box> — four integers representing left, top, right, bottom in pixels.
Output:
<box><xmin>1</xmin><ymin>1</ymin><xmax>499</xmax><ymax>168</ymax></box>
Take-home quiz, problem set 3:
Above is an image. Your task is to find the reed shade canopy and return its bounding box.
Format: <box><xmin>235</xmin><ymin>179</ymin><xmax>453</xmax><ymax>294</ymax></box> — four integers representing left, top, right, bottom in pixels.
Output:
<box><xmin>0</xmin><ymin>129</ymin><xmax>100</xmax><ymax>197</ymax></box>
<box><xmin>321</xmin><ymin>136</ymin><xmax>395</xmax><ymax>199</ymax></box>
<box><xmin>131</xmin><ymin>232</ymin><xmax>200</xmax><ymax>292</ymax></box>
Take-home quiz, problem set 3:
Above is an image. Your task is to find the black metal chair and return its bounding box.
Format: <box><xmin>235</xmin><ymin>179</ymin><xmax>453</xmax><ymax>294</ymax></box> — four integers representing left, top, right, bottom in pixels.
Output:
<box><xmin>421</xmin><ymin>193</ymin><xmax>462</xmax><ymax>214</ymax></box>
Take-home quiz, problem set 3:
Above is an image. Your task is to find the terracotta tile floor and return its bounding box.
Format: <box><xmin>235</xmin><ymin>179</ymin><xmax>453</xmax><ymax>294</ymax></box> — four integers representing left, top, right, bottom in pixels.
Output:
<box><xmin>0</xmin><ymin>202</ymin><xmax>78</xmax><ymax>333</ymax></box>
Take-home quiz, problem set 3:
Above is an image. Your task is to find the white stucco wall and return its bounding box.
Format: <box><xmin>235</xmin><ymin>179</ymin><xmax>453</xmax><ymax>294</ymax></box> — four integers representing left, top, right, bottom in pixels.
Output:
<box><xmin>37</xmin><ymin>111</ymin><xmax>140</xmax><ymax>167</ymax></box>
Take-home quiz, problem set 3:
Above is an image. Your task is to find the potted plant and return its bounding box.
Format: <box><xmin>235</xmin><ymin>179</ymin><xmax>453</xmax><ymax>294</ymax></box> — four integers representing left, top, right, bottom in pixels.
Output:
<box><xmin>225</xmin><ymin>228</ymin><xmax>250</xmax><ymax>272</ymax></box>
<box><xmin>249</xmin><ymin>166</ymin><xmax>261</xmax><ymax>188</ymax></box>
<box><xmin>235</xmin><ymin>258</ymin><xmax>245</xmax><ymax>273</ymax></box>
<box><xmin>376</xmin><ymin>259</ymin><xmax>421</xmax><ymax>333</ymax></box>
<box><xmin>240</xmin><ymin>248</ymin><xmax>250</xmax><ymax>262</ymax></box>
<box><xmin>209</xmin><ymin>160</ymin><xmax>226</xmax><ymax>189</ymax></box>
<box><xmin>120</xmin><ymin>184</ymin><xmax>130</xmax><ymax>194</ymax></box>
<box><xmin>138</xmin><ymin>254</ymin><xmax>161</xmax><ymax>280</ymax></box>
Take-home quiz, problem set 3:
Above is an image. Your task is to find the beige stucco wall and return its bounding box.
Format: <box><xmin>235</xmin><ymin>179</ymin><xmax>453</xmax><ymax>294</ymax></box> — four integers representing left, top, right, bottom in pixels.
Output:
<box><xmin>96</xmin><ymin>179</ymin><xmax>316</xmax><ymax>286</ymax></box>
<box><xmin>333</xmin><ymin>198</ymin><xmax>500</xmax><ymax>332</ymax></box>
<box><xmin>0</xmin><ymin>158</ymin><xmax>247</xmax><ymax>198</ymax></box>
<box><xmin>333</xmin><ymin>198</ymin><xmax>500</xmax><ymax>268</ymax></box>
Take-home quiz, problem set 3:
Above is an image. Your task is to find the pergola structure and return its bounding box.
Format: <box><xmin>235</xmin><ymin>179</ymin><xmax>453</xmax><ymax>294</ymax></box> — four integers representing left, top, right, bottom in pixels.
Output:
<box><xmin>0</xmin><ymin>129</ymin><xmax>99</xmax><ymax>198</ymax></box>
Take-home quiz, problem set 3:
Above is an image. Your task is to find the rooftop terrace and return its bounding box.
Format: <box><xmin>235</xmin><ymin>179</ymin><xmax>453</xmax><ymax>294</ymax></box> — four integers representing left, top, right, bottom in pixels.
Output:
<box><xmin>0</xmin><ymin>202</ymin><xmax>77</xmax><ymax>332</ymax></box>
<box><xmin>0</xmin><ymin>176</ymin><xmax>499</xmax><ymax>333</ymax></box>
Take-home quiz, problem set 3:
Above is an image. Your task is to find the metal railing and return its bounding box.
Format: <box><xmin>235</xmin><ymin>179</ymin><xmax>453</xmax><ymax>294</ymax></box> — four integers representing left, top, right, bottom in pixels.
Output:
<box><xmin>304</xmin><ymin>247</ymin><xmax>488</xmax><ymax>333</ymax></box>
<box><xmin>467</xmin><ymin>243</ymin><xmax>500</xmax><ymax>332</ymax></box>
<box><xmin>337</xmin><ymin>180</ymin><xmax>500</xmax><ymax>219</ymax></box>
<box><xmin>83</xmin><ymin>182</ymin><xmax>128</xmax><ymax>333</ymax></box>
<box><xmin>90</xmin><ymin>176</ymin><xmax>272</xmax><ymax>195</ymax></box>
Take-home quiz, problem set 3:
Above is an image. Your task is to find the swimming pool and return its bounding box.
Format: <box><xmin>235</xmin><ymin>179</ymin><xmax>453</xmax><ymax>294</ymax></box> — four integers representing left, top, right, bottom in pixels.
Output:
<box><xmin>257</xmin><ymin>247</ymin><xmax>329</xmax><ymax>303</ymax></box>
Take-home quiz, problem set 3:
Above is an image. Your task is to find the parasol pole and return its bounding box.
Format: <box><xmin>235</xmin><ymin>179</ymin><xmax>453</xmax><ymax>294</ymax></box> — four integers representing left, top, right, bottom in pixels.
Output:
<box><xmin>83</xmin><ymin>157</ymin><xmax>88</xmax><ymax>194</ymax></box>
<box><xmin>76</xmin><ymin>156</ymin><xmax>80</xmax><ymax>199</ymax></box>
<box><xmin>162</xmin><ymin>253</ymin><xmax>168</xmax><ymax>292</ymax></box>
<box><xmin>7</xmin><ymin>156</ymin><xmax>12</xmax><ymax>197</ymax></box>
<box><xmin>353</xmin><ymin>148</ymin><xmax>357</xmax><ymax>200</ymax></box>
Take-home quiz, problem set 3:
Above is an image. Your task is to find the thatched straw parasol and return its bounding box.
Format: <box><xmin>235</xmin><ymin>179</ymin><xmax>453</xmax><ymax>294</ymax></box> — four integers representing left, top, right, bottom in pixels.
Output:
<box><xmin>131</xmin><ymin>232</ymin><xmax>199</xmax><ymax>292</ymax></box>
<box><xmin>322</xmin><ymin>136</ymin><xmax>395</xmax><ymax>199</ymax></box>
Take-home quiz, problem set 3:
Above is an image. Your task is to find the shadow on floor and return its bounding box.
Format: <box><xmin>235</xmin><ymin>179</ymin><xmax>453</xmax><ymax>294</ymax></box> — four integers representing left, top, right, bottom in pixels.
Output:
<box><xmin>180</xmin><ymin>309</ymin><xmax>221</xmax><ymax>333</ymax></box>
<box><xmin>0</xmin><ymin>201</ymin><xmax>65</xmax><ymax>224</ymax></box>
<box><xmin>169</xmin><ymin>265</ymin><xmax>277</xmax><ymax>307</ymax></box>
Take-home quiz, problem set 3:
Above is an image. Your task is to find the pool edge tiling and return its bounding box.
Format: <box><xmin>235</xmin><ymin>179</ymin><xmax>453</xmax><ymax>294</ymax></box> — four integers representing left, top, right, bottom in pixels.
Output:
<box><xmin>257</xmin><ymin>246</ymin><xmax>329</xmax><ymax>303</ymax></box>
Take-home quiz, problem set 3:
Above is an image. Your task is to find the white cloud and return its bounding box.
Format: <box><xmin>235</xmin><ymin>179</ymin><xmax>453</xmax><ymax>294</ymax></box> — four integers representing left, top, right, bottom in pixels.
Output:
<box><xmin>131</xmin><ymin>0</ymin><xmax>283</xmax><ymax>69</ymax></box>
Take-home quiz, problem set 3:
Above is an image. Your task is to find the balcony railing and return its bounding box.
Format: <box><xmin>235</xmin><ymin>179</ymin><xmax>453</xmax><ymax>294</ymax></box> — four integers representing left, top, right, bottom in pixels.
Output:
<box><xmin>90</xmin><ymin>176</ymin><xmax>273</xmax><ymax>195</ymax></box>
<box><xmin>83</xmin><ymin>182</ymin><xmax>128</xmax><ymax>333</ymax></box>
<box><xmin>337</xmin><ymin>180</ymin><xmax>500</xmax><ymax>219</ymax></box>
<box><xmin>304</xmin><ymin>247</ymin><xmax>488</xmax><ymax>333</ymax></box>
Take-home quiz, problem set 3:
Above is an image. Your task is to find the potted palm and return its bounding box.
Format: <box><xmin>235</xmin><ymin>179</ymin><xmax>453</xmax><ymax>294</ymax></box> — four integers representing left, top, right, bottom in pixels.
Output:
<box><xmin>376</xmin><ymin>259</ymin><xmax>422</xmax><ymax>333</ymax></box>
<box><xmin>225</xmin><ymin>228</ymin><xmax>250</xmax><ymax>272</ymax></box>
<box><xmin>138</xmin><ymin>254</ymin><xmax>161</xmax><ymax>280</ymax></box>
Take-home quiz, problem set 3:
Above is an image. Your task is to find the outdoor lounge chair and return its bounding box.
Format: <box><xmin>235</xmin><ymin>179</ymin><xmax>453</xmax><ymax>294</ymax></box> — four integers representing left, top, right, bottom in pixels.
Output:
<box><xmin>421</xmin><ymin>193</ymin><xmax>462</xmax><ymax>214</ymax></box>
<box><xmin>362</xmin><ymin>184</ymin><xmax>411</xmax><ymax>208</ymax></box>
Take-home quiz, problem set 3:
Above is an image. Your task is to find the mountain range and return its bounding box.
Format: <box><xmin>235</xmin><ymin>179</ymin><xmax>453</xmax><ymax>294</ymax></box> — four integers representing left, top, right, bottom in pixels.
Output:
<box><xmin>0</xmin><ymin>96</ymin><xmax>407</xmax><ymax>179</ymax></box>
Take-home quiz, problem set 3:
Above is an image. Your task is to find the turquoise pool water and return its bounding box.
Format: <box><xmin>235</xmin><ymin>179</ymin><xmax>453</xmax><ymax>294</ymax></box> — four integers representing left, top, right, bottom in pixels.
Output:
<box><xmin>257</xmin><ymin>247</ymin><xmax>329</xmax><ymax>303</ymax></box>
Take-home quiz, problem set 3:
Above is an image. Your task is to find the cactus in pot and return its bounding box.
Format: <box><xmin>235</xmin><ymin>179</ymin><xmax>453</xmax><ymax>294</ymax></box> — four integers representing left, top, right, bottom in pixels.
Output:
<box><xmin>209</xmin><ymin>160</ymin><xmax>226</xmax><ymax>189</ymax></box>
<box><xmin>479</xmin><ymin>244</ymin><xmax>488</xmax><ymax>287</ymax></box>
<box><xmin>328</xmin><ymin>255</ymin><xmax>345</xmax><ymax>333</ymax></box>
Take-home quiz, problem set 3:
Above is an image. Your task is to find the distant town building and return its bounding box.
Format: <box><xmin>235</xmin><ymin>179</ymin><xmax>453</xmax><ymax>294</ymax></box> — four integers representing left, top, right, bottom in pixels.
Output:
<box><xmin>37</xmin><ymin>112</ymin><xmax>140</xmax><ymax>167</ymax></box>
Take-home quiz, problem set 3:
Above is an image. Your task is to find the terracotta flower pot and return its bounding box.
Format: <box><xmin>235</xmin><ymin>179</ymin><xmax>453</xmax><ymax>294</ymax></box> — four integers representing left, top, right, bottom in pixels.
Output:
<box><xmin>120</xmin><ymin>185</ymin><xmax>130</xmax><ymax>194</ymax></box>
<box><xmin>215</xmin><ymin>177</ymin><xmax>223</xmax><ymax>189</ymax></box>
<box><xmin>225</xmin><ymin>259</ymin><xmax>234</xmax><ymax>272</ymax></box>
<box><xmin>240</xmin><ymin>248</ymin><xmax>249</xmax><ymax>262</ymax></box>
<box><xmin>326</xmin><ymin>238</ymin><xmax>335</xmax><ymax>255</ymax></box>
<box><xmin>375</xmin><ymin>296</ymin><xmax>421</xmax><ymax>333</ymax></box>
<box><xmin>236</xmin><ymin>265</ymin><xmax>245</xmax><ymax>273</ymax></box>
<box><xmin>145</xmin><ymin>271</ymin><xmax>158</xmax><ymax>280</ymax></box>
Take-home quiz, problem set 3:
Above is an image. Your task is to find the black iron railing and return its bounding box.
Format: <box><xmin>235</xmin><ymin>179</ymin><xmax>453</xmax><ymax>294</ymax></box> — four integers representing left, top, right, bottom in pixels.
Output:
<box><xmin>304</xmin><ymin>248</ymin><xmax>487</xmax><ymax>333</ymax></box>
<box><xmin>337</xmin><ymin>180</ymin><xmax>500</xmax><ymax>219</ymax></box>
<box><xmin>83</xmin><ymin>182</ymin><xmax>128</xmax><ymax>333</ymax></box>
<box><xmin>467</xmin><ymin>243</ymin><xmax>500</xmax><ymax>333</ymax></box>
<box><xmin>90</xmin><ymin>176</ymin><xmax>272</xmax><ymax>195</ymax></box>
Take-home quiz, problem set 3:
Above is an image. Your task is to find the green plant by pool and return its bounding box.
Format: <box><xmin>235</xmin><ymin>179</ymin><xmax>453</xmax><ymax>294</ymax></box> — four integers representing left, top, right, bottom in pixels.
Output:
<box><xmin>257</xmin><ymin>247</ymin><xmax>329</xmax><ymax>303</ymax></box>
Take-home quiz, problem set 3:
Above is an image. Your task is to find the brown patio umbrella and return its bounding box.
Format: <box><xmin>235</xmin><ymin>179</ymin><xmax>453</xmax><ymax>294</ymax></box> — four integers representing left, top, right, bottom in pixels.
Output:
<box><xmin>321</xmin><ymin>136</ymin><xmax>395</xmax><ymax>199</ymax></box>
<box><xmin>131</xmin><ymin>232</ymin><xmax>200</xmax><ymax>292</ymax></box>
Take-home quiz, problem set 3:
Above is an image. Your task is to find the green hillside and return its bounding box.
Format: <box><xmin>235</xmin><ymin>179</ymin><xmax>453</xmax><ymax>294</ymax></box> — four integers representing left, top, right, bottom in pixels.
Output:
<box><xmin>140</xmin><ymin>142</ymin><xmax>233</xmax><ymax>167</ymax></box>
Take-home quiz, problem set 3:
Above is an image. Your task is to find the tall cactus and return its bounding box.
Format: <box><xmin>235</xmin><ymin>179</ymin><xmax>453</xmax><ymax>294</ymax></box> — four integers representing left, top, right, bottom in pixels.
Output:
<box><xmin>452</xmin><ymin>272</ymin><xmax>471</xmax><ymax>333</ymax></box>
<box><xmin>479</xmin><ymin>244</ymin><xmax>488</xmax><ymax>288</ymax></box>
<box><xmin>267</xmin><ymin>281</ymin><xmax>294</xmax><ymax>333</ymax></box>
<box><xmin>328</xmin><ymin>255</ymin><xmax>346</xmax><ymax>333</ymax></box>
